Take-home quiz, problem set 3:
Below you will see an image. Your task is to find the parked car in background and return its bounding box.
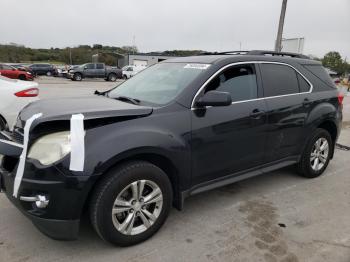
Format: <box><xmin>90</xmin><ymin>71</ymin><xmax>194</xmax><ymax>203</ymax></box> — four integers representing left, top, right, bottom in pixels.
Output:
<box><xmin>0</xmin><ymin>76</ymin><xmax>39</xmax><ymax>130</ymax></box>
<box><xmin>69</xmin><ymin>63</ymin><xmax>122</xmax><ymax>81</ymax></box>
<box><xmin>122</xmin><ymin>65</ymin><xmax>147</xmax><ymax>79</ymax></box>
<box><xmin>0</xmin><ymin>51</ymin><xmax>343</xmax><ymax>246</ymax></box>
<box><xmin>11</xmin><ymin>64</ymin><xmax>37</xmax><ymax>77</ymax></box>
<box><xmin>0</xmin><ymin>64</ymin><xmax>34</xmax><ymax>81</ymax></box>
<box><xmin>29</xmin><ymin>63</ymin><xmax>57</xmax><ymax>76</ymax></box>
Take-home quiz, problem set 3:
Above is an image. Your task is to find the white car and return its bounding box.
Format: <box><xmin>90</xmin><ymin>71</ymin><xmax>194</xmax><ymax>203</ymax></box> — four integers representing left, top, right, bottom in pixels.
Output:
<box><xmin>0</xmin><ymin>76</ymin><xmax>39</xmax><ymax>130</ymax></box>
<box><xmin>122</xmin><ymin>65</ymin><xmax>146</xmax><ymax>79</ymax></box>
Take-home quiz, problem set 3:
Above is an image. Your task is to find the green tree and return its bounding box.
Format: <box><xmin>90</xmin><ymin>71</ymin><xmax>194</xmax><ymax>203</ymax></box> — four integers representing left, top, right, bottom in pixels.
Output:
<box><xmin>322</xmin><ymin>51</ymin><xmax>344</xmax><ymax>74</ymax></box>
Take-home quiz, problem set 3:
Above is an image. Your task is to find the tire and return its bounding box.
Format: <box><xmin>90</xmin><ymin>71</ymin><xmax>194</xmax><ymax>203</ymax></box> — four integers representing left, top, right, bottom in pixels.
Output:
<box><xmin>107</xmin><ymin>73</ymin><xmax>117</xmax><ymax>82</ymax></box>
<box><xmin>90</xmin><ymin>161</ymin><xmax>173</xmax><ymax>246</ymax></box>
<box><xmin>18</xmin><ymin>75</ymin><xmax>26</xmax><ymax>80</ymax></box>
<box><xmin>46</xmin><ymin>71</ymin><xmax>52</xmax><ymax>76</ymax></box>
<box><xmin>297</xmin><ymin>128</ymin><xmax>333</xmax><ymax>178</ymax></box>
<box><xmin>123</xmin><ymin>75</ymin><xmax>128</xmax><ymax>80</ymax></box>
<box><xmin>73</xmin><ymin>73</ymin><xmax>82</xmax><ymax>81</ymax></box>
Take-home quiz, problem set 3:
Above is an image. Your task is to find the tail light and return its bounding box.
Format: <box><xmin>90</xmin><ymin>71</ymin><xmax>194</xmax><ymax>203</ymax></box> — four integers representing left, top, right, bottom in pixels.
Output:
<box><xmin>338</xmin><ymin>93</ymin><xmax>344</xmax><ymax>110</ymax></box>
<box><xmin>15</xmin><ymin>88</ymin><xmax>39</xmax><ymax>97</ymax></box>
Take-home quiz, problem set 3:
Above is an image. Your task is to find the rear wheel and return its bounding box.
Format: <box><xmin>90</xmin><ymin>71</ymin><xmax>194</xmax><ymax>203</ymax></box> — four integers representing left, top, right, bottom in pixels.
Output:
<box><xmin>90</xmin><ymin>161</ymin><xmax>172</xmax><ymax>246</ymax></box>
<box><xmin>107</xmin><ymin>73</ymin><xmax>117</xmax><ymax>82</ymax></box>
<box><xmin>297</xmin><ymin>128</ymin><xmax>333</xmax><ymax>178</ymax></box>
<box><xmin>46</xmin><ymin>71</ymin><xmax>52</xmax><ymax>76</ymax></box>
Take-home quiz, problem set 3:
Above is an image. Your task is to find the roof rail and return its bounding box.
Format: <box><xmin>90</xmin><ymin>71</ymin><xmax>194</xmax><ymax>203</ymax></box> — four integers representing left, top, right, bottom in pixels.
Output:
<box><xmin>247</xmin><ymin>50</ymin><xmax>309</xmax><ymax>59</ymax></box>
<box><xmin>198</xmin><ymin>51</ymin><xmax>249</xmax><ymax>55</ymax></box>
<box><xmin>199</xmin><ymin>50</ymin><xmax>309</xmax><ymax>59</ymax></box>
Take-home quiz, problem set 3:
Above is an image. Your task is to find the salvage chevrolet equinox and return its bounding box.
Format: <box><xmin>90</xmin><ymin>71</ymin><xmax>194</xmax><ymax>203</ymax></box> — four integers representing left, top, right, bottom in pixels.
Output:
<box><xmin>0</xmin><ymin>50</ymin><xmax>343</xmax><ymax>246</ymax></box>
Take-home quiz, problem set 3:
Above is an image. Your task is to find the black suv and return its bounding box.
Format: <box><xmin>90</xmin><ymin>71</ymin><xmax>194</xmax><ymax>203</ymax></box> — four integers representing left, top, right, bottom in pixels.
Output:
<box><xmin>29</xmin><ymin>63</ymin><xmax>57</xmax><ymax>76</ymax></box>
<box><xmin>0</xmin><ymin>51</ymin><xmax>343</xmax><ymax>246</ymax></box>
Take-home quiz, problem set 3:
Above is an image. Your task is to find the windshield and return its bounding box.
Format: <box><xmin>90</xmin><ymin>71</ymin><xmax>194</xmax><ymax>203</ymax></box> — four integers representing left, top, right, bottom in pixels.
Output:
<box><xmin>108</xmin><ymin>63</ymin><xmax>209</xmax><ymax>105</ymax></box>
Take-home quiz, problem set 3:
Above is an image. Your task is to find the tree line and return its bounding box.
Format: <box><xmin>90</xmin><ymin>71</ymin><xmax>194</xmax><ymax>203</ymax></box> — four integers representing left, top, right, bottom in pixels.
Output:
<box><xmin>0</xmin><ymin>44</ymin><xmax>139</xmax><ymax>65</ymax></box>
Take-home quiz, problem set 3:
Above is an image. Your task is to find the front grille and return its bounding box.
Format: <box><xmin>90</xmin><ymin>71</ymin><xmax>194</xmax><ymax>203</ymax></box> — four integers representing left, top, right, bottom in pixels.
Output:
<box><xmin>12</xmin><ymin>128</ymin><xmax>24</xmax><ymax>144</ymax></box>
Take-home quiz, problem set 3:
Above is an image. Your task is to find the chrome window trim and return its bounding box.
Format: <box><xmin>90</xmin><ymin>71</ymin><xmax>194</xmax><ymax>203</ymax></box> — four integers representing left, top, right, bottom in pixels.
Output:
<box><xmin>191</xmin><ymin>61</ymin><xmax>313</xmax><ymax>109</ymax></box>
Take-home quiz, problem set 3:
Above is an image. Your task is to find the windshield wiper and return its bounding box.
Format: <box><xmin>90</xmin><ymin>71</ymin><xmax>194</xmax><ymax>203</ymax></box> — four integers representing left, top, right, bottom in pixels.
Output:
<box><xmin>114</xmin><ymin>96</ymin><xmax>140</xmax><ymax>105</ymax></box>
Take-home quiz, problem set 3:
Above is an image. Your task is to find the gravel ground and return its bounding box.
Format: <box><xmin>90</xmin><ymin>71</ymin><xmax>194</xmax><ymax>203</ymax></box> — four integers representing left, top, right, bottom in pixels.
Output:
<box><xmin>1</xmin><ymin>77</ymin><xmax>350</xmax><ymax>262</ymax></box>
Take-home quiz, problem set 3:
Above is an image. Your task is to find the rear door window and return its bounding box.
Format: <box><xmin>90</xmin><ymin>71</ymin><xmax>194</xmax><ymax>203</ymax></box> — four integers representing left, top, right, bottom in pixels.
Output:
<box><xmin>96</xmin><ymin>64</ymin><xmax>104</xmax><ymax>69</ymax></box>
<box><xmin>260</xmin><ymin>63</ymin><xmax>299</xmax><ymax>97</ymax></box>
<box><xmin>205</xmin><ymin>64</ymin><xmax>258</xmax><ymax>102</ymax></box>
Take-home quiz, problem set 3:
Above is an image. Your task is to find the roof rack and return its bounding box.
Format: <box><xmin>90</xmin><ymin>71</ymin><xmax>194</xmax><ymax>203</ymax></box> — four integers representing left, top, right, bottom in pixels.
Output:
<box><xmin>199</xmin><ymin>50</ymin><xmax>309</xmax><ymax>59</ymax></box>
<box><xmin>247</xmin><ymin>50</ymin><xmax>309</xmax><ymax>59</ymax></box>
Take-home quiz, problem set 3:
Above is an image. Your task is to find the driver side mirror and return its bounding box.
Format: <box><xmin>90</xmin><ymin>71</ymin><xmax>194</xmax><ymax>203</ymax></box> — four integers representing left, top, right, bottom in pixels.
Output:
<box><xmin>84</xmin><ymin>66</ymin><xmax>88</xmax><ymax>70</ymax></box>
<box><xmin>195</xmin><ymin>91</ymin><xmax>232</xmax><ymax>107</ymax></box>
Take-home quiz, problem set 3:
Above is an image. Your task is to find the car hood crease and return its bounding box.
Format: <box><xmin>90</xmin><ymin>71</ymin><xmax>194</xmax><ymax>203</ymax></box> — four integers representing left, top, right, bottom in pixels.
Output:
<box><xmin>17</xmin><ymin>96</ymin><xmax>153</xmax><ymax>126</ymax></box>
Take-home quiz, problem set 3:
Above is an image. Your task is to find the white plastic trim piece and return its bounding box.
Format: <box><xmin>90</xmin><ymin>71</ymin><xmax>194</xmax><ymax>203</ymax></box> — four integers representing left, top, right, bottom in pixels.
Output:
<box><xmin>69</xmin><ymin>114</ymin><xmax>85</xmax><ymax>172</ymax></box>
<box><xmin>0</xmin><ymin>139</ymin><xmax>23</xmax><ymax>148</ymax></box>
<box><xmin>13</xmin><ymin>113</ymin><xmax>42</xmax><ymax>198</ymax></box>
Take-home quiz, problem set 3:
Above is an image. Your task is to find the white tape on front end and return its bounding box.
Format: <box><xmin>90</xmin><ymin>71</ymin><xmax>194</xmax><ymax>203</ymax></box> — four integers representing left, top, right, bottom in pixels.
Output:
<box><xmin>13</xmin><ymin>113</ymin><xmax>42</xmax><ymax>198</ymax></box>
<box><xmin>69</xmin><ymin>114</ymin><xmax>85</xmax><ymax>171</ymax></box>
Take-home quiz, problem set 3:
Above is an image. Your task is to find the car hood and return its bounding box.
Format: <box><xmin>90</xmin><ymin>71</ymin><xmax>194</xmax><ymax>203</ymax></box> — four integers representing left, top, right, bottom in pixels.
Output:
<box><xmin>16</xmin><ymin>96</ymin><xmax>153</xmax><ymax>128</ymax></box>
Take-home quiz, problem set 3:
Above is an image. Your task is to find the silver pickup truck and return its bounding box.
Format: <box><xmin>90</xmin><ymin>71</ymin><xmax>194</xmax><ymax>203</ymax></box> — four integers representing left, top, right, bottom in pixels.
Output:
<box><xmin>69</xmin><ymin>63</ymin><xmax>122</xmax><ymax>81</ymax></box>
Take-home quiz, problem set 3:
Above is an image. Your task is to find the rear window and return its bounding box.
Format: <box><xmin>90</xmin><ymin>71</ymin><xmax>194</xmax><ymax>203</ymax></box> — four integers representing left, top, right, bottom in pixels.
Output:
<box><xmin>303</xmin><ymin>65</ymin><xmax>336</xmax><ymax>88</ymax></box>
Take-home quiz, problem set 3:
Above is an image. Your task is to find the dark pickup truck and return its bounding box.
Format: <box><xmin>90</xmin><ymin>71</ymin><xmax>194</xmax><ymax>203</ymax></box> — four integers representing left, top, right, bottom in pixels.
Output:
<box><xmin>69</xmin><ymin>63</ymin><xmax>122</xmax><ymax>81</ymax></box>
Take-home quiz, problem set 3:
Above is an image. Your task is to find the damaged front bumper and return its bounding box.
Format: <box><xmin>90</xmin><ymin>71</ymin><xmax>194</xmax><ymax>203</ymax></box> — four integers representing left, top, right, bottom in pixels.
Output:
<box><xmin>0</xmin><ymin>131</ymin><xmax>94</xmax><ymax>241</ymax></box>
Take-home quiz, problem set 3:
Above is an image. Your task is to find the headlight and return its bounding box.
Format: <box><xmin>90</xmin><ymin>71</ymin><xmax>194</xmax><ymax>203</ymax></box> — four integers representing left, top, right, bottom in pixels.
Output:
<box><xmin>28</xmin><ymin>131</ymin><xmax>71</xmax><ymax>165</ymax></box>
<box><xmin>27</xmin><ymin>72</ymin><xmax>32</xmax><ymax>75</ymax></box>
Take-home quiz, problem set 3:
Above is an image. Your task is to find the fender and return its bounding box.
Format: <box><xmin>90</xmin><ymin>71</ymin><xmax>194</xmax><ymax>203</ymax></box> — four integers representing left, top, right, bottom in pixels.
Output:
<box><xmin>84</xmin><ymin>125</ymin><xmax>190</xmax><ymax>184</ymax></box>
<box><xmin>305</xmin><ymin>101</ymin><xmax>337</xmax><ymax>127</ymax></box>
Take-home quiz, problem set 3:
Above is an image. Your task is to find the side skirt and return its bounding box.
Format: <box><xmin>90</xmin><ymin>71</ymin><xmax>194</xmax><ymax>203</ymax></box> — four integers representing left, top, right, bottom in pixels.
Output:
<box><xmin>177</xmin><ymin>156</ymin><xmax>299</xmax><ymax>210</ymax></box>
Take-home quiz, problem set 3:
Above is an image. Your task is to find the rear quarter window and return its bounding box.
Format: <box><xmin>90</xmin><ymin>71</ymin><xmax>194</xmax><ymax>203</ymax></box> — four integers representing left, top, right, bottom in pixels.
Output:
<box><xmin>303</xmin><ymin>65</ymin><xmax>336</xmax><ymax>89</ymax></box>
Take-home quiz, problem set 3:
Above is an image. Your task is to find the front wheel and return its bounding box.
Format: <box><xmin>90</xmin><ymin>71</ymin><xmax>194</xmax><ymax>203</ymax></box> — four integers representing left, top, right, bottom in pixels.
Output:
<box><xmin>297</xmin><ymin>128</ymin><xmax>333</xmax><ymax>178</ymax></box>
<box><xmin>73</xmin><ymin>73</ymin><xmax>82</xmax><ymax>81</ymax></box>
<box><xmin>90</xmin><ymin>161</ymin><xmax>173</xmax><ymax>246</ymax></box>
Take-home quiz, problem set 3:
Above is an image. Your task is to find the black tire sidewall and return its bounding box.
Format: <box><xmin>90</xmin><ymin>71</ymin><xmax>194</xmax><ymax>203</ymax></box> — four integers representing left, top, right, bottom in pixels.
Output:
<box><xmin>91</xmin><ymin>162</ymin><xmax>172</xmax><ymax>246</ymax></box>
<box><xmin>300</xmin><ymin>129</ymin><xmax>333</xmax><ymax>178</ymax></box>
<box><xmin>74</xmin><ymin>73</ymin><xmax>82</xmax><ymax>81</ymax></box>
<box><xmin>108</xmin><ymin>74</ymin><xmax>117</xmax><ymax>81</ymax></box>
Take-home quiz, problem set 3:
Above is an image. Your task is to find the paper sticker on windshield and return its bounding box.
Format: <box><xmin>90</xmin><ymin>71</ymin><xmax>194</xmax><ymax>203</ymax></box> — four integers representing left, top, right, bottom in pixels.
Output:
<box><xmin>184</xmin><ymin>64</ymin><xmax>210</xmax><ymax>70</ymax></box>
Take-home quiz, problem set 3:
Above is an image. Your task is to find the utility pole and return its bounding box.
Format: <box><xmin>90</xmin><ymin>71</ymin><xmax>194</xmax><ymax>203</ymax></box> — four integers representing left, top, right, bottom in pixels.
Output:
<box><xmin>275</xmin><ymin>0</ymin><xmax>288</xmax><ymax>52</ymax></box>
<box><xmin>69</xmin><ymin>48</ymin><xmax>72</xmax><ymax>65</ymax></box>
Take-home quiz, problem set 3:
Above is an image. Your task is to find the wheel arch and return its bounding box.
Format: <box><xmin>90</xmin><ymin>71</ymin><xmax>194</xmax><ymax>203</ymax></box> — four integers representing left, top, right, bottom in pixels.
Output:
<box><xmin>84</xmin><ymin>150</ymin><xmax>183</xmax><ymax>214</ymax></box>
<box><xmin>317</xmin><ymin>120</ymin><xmax>338</xmax><ymax>158</ymax></box>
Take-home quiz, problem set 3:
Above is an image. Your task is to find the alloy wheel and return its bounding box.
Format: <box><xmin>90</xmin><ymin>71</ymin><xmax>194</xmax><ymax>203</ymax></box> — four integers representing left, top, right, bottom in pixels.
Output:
<box><xmin>310</xmin><ymin>137</ymin><xmax>329</xmax><ymax>171</ymax></box>
<box><xmin>111</xmin><ymin>180</ymin><xmax>163</xmax><ymax>235</ymax></box>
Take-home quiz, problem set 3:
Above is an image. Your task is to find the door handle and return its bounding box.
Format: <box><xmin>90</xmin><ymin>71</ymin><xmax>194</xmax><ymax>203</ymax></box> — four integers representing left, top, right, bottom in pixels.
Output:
<box><xmin>302</xmin><ymin>98</ymin><xmax>311</xmax><ymax>106</ymax></box>
<box><xmin>250</xmin><ymin>109</ymin><xmax>265</xmax><ymax>119</ymax></box>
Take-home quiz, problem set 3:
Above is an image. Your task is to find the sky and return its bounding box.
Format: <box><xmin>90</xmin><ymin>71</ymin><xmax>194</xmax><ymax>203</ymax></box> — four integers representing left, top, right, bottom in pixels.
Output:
<box><xmin>1</xmin><ymin>0</ymin><xmax>349</xmax><ymax>59</ymax></box>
